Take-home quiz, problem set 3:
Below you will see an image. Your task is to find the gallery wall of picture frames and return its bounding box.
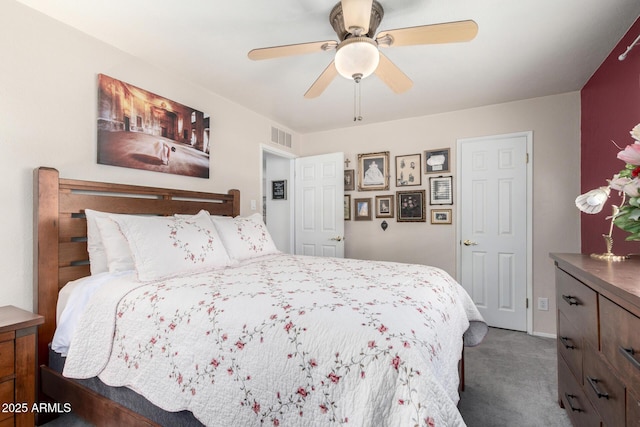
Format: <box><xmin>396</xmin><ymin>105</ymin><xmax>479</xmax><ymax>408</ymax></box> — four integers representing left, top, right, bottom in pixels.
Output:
<box><xmin>344</xmin><ymin>149</ymin><xmax>453</xmax><ymax>225</ymax></box>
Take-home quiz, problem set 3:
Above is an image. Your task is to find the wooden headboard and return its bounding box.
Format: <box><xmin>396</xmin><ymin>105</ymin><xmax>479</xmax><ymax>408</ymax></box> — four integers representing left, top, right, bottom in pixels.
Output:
<box><xmin>33</xmin><ymin>167</ymin><xmax>240</xmax><ymax>366</ymax></box>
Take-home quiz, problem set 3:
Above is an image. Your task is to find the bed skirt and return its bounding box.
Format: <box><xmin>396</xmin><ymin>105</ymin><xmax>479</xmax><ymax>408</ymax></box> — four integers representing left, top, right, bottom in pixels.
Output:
<box><xmin>48</xmin><ymin>346</ymin><xmax>203</xmax><ymax>426</ymax></box>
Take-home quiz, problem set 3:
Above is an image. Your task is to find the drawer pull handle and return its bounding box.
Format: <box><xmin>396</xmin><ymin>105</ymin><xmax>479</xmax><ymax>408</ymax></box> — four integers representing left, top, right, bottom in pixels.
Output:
<box><xmin>586</xmin><ymin>376</ymin><xmax>610</xmax><ymax>400</ymax></box>
<box><xmin>619</xmin><ymin>346</ymin><xmax>640</xmax><ymax>371</ymax></box>
<box><xmin>559</xmin><ymin>336</ymin><xmax>576</xmax><ymax>350</ymax></box>
<box><xmin>562</xmin><ymin>295</ymin><xmax>579</xmax><ymax>306</ymax></box>
<box><xmin>564</xmin><ymin>393</ymin><xmax>583</xmax><ymax>412</ymax></box>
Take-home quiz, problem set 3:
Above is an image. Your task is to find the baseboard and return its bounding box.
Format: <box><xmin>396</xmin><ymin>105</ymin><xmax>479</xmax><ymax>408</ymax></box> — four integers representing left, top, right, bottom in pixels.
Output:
<box><xmin>531</xmin><ymin>331</ymin><xmax>556</xmax><ymax>339</ymax></box>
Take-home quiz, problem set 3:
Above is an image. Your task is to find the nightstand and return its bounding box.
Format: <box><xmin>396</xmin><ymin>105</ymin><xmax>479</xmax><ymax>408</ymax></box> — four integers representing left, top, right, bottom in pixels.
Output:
<box><xmin>0</xmin><ymin>305</ymin><xmax>44</xmax><ymax>427</ymax></box>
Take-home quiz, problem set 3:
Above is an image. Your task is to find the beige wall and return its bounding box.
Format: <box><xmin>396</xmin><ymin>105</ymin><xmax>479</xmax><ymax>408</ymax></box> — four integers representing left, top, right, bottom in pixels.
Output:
<box><xmin>0</xmin><ymin>2</ymin><xmax>298</xmax><ymax>311</ymax></box>
<box><xmin>300</xmin><ymin>93</ymin><xmax>582</xmax><ymax>335</ymax></box>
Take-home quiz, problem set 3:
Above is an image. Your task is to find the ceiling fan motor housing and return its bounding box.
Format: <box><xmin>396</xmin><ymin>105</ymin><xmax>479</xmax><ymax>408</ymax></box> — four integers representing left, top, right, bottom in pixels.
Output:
<box><xmin>330</xmin><ymin>0</ymin><xmax>384</xmax><ymax>40</ymax></box>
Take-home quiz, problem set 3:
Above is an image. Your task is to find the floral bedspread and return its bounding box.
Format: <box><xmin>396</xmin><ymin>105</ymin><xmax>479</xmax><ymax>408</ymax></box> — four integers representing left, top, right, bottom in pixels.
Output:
<box><xmin>63</xmin><ymin>254</ymin><xmax>486</xmax><ymax>426</ymax></box>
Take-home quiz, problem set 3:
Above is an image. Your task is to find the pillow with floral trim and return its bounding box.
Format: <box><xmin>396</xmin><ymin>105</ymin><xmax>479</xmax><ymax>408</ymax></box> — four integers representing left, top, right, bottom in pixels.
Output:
<box><xmin>210</xmin><ymin>213</ymin><xmax>279</xmax><ymax>261</ymax></box>
<box><xmin>112</xmin><ymin>210</ymin><xmax>231</xmax><ymax>281</ymax></box>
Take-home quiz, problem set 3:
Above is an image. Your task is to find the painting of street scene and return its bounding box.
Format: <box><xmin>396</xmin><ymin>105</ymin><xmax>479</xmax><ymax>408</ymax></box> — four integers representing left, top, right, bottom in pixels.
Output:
<box><xmin>97</xmin><ymin>74</ymin><xmax>210</xmax><ymax>178</ymax></box>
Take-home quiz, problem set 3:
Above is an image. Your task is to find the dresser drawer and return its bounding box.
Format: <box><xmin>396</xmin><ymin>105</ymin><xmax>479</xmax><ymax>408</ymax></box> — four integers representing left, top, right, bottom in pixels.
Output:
<box><xmin>600</xmin><ymin>296</ymin><xmax>640</xmax><ymax>397</ymax></box>
<box><xmin>558</xmin><ymin>311</ymin><xmax>583</xmax><ymax>382</ymax></box>
<box><xmin>0</xmin><ymin>341</ymin><xmax>14</xmax><ymax>379</ymax></box>
<box><xmin>556</xmin><ymin>268</ymin><xmax>598</xmax><ymax>348</ymax></box>
<box><xmin>558</xmin><ymin>355</ymin><xmax>600</xmax><ymax>427</ymax></box>
<box><xmin>583</xmin><ymin>345</ymin><xmax>625</xmax><ymax>426</ymax></box>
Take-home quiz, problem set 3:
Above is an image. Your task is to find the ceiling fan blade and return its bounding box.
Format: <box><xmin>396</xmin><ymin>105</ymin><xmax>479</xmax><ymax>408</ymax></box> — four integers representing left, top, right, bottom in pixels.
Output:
<box><xmin>248</xmin><ymin>40</ymin><xmax>337</xmax><ymax>60</ymax></box>
<box><xmin>341</xmin><ymin>0</ymin><xmax>374</xmax><ymax>35</ymax></box>
<box><xmin>374</xmin><ymin>53</ymin><xmax>412</xmax><ymax>94</ymax></box>
<box><xmin>376</xmin><ymin>20</ymin><xmax>478</xmax><ymax>47</ymax></box>
<box><xmin>304</xmin><ymin>61</ymin><xmax>339</xmax><ymax>99</ymax></box>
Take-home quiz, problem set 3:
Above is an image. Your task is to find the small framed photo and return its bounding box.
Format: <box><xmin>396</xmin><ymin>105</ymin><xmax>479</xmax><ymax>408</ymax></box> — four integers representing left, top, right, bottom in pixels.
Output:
<box><xmin>272</xmin><ymin>180</ymin><xmax>287</xmax><ymax>200</ymax></box>
<box><xmin>358</xmin><ymin>152</ymin><xmax>390</xmax><ymax>191</ymax></box>
<box><xmin>354</xmin><ymin>198</ymin><xmax>372</xmax><ymax>221</ymax></box>
<box><xmin>396</xmin><ymin>190</ymin><xmax>426</xmax><ymax>222</ymax></box>
<box><xmin>429</xmin><ymin>176</ymin><xmax>453</xmax><ymax>205</ymax></box>
<box><xmin>344</xmin><ymin>195</ymin><xmax>351</xmax><ymax>220</ymax></box>
<box><xmin>344</xmin><ymin>169</ymin><xmax>355</xmax><ymax>191</ymax></box>
<box><xmin>395</xmin><ymin>154</ymin><xmax>422</xmax><ymax>187</ymax></box>
<box><xmin>425</xmin><ymin>148</ymin><xmax>450</xmax><ymax>174</ymax></box>
<box><xmin>431</xmin><ymin>209</ymin><xmax>452</xmax><ymax>224</ymax></box>
<box><xmin>375</xmin><ymin>195</ymin><xmax>394</xmax><ymax>218</ymax></box>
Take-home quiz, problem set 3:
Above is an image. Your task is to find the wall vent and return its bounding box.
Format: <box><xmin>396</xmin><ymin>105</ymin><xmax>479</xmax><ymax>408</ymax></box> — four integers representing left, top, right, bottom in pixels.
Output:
<box><xmin>271</xmin><ymin>126</ymin><xmax>292</xmax><ymax>148</ymax></box>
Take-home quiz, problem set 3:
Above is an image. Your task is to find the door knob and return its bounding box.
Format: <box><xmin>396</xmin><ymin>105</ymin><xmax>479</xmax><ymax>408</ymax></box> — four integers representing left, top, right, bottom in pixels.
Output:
<box><xmin>330</xmin><ymin>236</ymin><xmax>344</xmax><ymax>242</ymax></box>
<box><xmin>463</xmin><ymin>239</ymin><xmax>478</xmax><ymax>246</ymax></box>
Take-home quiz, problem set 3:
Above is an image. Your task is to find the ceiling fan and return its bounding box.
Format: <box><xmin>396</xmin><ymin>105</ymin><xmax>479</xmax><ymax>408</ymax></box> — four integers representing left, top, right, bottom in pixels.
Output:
<box><xmin>248</xmin><ymin>0</ymin><xmax>478</xmax><ymax>99</ymax></box>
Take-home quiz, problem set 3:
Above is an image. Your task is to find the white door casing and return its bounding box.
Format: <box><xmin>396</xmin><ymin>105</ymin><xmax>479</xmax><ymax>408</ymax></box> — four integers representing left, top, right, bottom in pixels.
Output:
<box><xmin>294</xmin><ymin>152</ymin><xmax>345</xmax><ymax>258</ymax></box>
<box><xmin>457</xmin><ymin>132</ymin><xmax>532</xmax><ymax>332</ymax></box>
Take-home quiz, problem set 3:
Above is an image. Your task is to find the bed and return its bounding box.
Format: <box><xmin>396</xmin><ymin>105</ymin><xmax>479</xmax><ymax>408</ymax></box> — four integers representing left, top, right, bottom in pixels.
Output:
<box><xmin>33</xmin><ymin>166</ymin><xmax>486</xmax><ymax>426</ymax></box>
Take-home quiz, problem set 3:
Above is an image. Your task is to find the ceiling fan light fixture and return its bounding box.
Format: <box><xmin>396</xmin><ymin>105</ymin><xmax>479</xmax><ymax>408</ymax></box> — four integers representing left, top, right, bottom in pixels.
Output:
<box><xmin>334</xmin><ymin>37</ymin><xmax>380</xmax><ymax>80</ymax></box>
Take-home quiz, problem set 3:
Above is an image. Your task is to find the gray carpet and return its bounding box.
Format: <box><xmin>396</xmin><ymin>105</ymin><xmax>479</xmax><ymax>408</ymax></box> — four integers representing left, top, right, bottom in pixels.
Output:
<box><xmin>459</xmin><ymin>327</ymin><xmax>572</xmax><ymax>427</ymax></box>
<box><xmin>44</xmin><ymin>327</ymin><xmax>571</xmax><ymax>427</ymax></box>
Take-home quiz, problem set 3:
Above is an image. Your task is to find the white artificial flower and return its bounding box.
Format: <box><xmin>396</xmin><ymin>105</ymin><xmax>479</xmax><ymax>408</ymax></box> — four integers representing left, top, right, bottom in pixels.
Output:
<box><xmin>575</xmin><ymin>186</ymin><xmax>610</xmax><ymax>214</ymax></box>
<box><xmin>631</xmin><ymin>123</ymin><xmax>640</xmax><ymax>142</ymax></box>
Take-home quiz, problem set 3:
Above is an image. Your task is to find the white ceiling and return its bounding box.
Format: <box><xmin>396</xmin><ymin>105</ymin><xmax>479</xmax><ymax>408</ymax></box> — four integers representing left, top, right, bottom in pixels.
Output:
<box><xmin>15</xmin><ymin>0</ymin><xmax>640</xmax><ymax>134</ymax></box>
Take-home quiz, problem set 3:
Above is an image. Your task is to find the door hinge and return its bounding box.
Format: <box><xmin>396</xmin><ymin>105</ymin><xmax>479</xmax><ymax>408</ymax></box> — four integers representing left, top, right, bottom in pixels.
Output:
<box><xmin>526</xmin><ymin>153</ymin><xmax>529</xmax><ymax>164</ymax></box>
<box><xmin>526</xmin><ymin>298</ymin><xmax>529</xmax><ymax>309</ymax></box>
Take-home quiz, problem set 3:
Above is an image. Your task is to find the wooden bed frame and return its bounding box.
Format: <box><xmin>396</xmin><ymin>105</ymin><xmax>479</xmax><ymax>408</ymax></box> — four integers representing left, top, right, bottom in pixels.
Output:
<box><xmin>33</xmin><ymin>167</ymin><xmax>240</xmax><ymax>425</ymax></box>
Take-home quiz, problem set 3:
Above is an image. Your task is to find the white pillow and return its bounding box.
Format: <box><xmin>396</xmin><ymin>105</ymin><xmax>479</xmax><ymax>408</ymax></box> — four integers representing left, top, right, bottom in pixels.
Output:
<box><xmin>210</xmin><ymin>213</ymin><xmax>279</xmax><ymax>261</ymax></box>
<box><xmin>95</xmin><ymin>216</ymin><xmax>135</xmax><ymax>273</ymax></box>
<box><xmin>84</xmin><ymin>209</ymin><xmax>110</xmax><ymax>274</ymax></box>
<box><xmin>112</xmin><ymin>210</ymin><xmax>231</xmax><ymax>281</ymax></box>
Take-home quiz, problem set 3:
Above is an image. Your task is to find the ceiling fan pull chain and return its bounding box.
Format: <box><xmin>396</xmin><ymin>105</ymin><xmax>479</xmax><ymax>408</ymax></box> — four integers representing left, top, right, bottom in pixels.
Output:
<box><xmin>353</xmin><ymin>74</ymin><xmax>363</xmax><ymax>122</ymax></box>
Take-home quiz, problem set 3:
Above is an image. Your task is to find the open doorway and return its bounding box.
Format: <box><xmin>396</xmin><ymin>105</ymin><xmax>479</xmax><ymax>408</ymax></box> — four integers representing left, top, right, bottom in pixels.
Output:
<box><xmin>261</xmin><ymin>145</ymin><xmax>295</xmax><ymax>254</ymax></box>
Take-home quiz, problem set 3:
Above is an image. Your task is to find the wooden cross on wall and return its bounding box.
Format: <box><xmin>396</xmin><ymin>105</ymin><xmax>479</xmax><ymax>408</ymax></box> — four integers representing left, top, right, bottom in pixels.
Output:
<box><xmin>345</xmin><ymin>158</ymin><xmax>351</xmax><ymax>168</ymax></box>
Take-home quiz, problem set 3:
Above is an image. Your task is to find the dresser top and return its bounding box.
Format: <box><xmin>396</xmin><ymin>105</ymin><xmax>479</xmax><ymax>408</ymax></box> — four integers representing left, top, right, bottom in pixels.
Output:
<box><xmin>550</xmin><ymin>253</ymin><xmax>640</xmax><ymax>314</ymax></box>
<box><xmin>0</xmin><ymin>305</ymin><xmax>44</xmax><ymax>333</ymax></box>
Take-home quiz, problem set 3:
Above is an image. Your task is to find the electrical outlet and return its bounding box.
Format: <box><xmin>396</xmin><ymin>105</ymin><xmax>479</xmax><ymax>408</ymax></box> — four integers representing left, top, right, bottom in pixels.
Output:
<box><xmin>537</xmin><ymin>297</ymin><xmax>549</xmax><ymax>311</ymax></box>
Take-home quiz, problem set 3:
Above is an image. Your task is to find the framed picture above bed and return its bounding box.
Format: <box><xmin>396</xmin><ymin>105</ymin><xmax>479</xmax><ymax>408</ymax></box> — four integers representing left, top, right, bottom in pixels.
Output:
<box><xmin>395</xmin><ymin>154</ymin><xmax>421</xmax><ymax>187</ymax></box>
<box><xmin>396</xmin><ymin>190</ymin><xmax>426</xmax><ymax>222</ymax></box>
<box><xmin>358</xmin><ymin>152</ymin><xmax>389</xmax><ymax>191</ymax></box>
<box><xmin>97</xmin><ymin>74</ymin><xmax>211</xmax><ymax>178</ymax></box>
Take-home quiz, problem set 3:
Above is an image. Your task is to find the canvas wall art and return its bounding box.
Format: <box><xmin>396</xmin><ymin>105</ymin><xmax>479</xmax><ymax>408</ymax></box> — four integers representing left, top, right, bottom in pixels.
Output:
<box><xmin>97</xmin><ymin>74</ymin><xmax>210</xmax><ymax>178</ymax></box>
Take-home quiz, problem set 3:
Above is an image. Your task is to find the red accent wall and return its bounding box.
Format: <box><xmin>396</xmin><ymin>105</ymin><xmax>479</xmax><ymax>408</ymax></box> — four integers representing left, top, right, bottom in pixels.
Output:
<box><xmin>581</xmin><ymin>18</ymin><xmax>640</xmax><ymax>255</ymax></box>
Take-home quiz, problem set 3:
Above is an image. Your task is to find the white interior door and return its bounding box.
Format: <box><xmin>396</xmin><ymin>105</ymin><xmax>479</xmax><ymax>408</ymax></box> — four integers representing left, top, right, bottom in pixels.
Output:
<box><xmin>457</xmin><ymin>132</ymin><xmax>531</xmax><ymax>331</ymax></box>
<box><xmin>295</xmin><ymin>152</ymin><xmax>345</xmax><ymax>257</ymax></box>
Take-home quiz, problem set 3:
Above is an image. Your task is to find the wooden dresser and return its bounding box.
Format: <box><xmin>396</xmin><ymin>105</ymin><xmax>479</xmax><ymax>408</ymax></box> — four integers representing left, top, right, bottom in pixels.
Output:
<box><xmin>551</xmin><ymin>253</ymin><xmax>640</xmax><ymax>427</ymax></box>
<box><xmin>0</xmin><ymin>306</ymin><xmax>44</xmax><ymax>427</ymax></box>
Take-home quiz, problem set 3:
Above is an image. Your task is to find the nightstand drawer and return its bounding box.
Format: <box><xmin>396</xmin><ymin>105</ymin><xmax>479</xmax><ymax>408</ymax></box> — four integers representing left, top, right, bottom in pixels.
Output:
<box><xmin>583</xmin><ymin>345</ymin><xmax>625</xmax><ymax>426</ymax></box>
<box><xmin>556</xmin><ymin>268</ymin><xmax>598</xmax><ymax>347</ymax></box>
<box><xmin>0</xmin><ymin>342</ymin><xmax>14</xmax><ymax>379</ymax></box>
<box><xmin>0</xmin><ymin>379</ymin><xmax>14</xmax><ymax>421</ymax></box>
<box><xmin>600</xmin><ymin>296</ymin><xmax>640</xmax><ymax>397</ymax></box>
